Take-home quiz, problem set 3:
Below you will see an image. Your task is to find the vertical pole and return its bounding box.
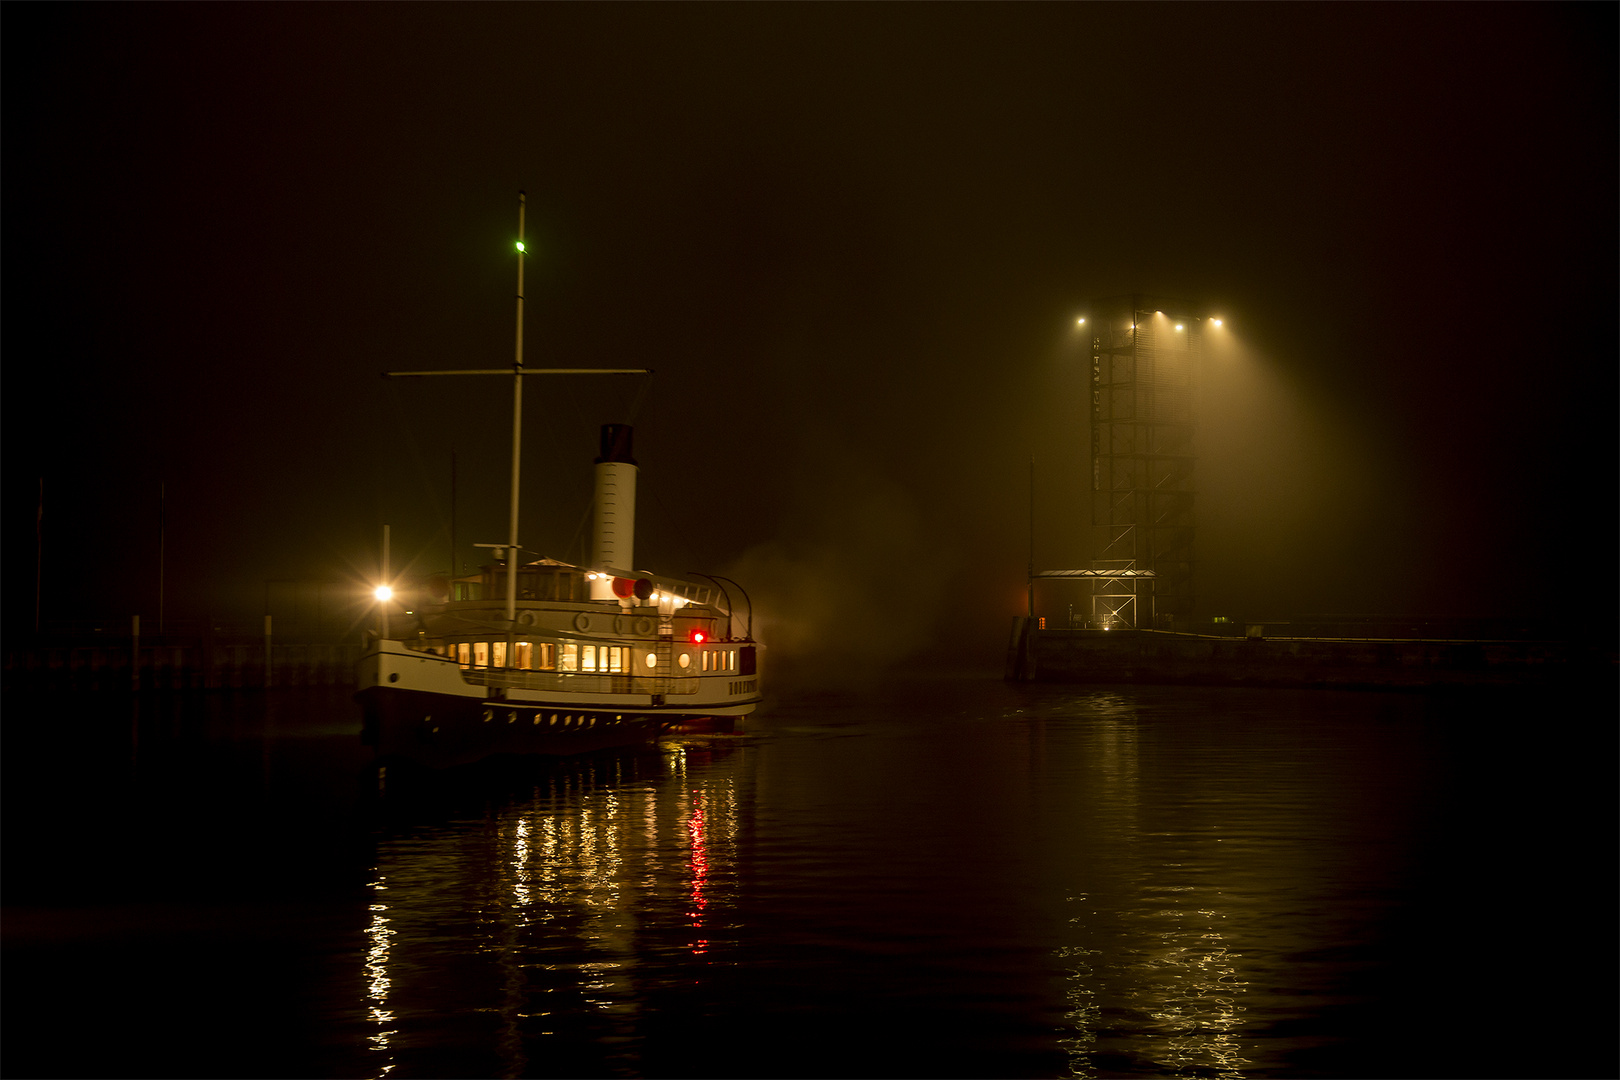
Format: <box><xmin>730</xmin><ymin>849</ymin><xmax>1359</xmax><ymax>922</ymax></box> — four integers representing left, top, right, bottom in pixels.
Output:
<box><xmin>35</xmin><ymin>478</ymin><xmax>43</xmax><ymax>635</ymax></box>
<box><xmin>380</xmin><ymin>525</ymin><xmax>390</xmax><ymax>641</ymax></box>
<box><xmin>264</xmin><ymin>614</ymin><xmax>272</xmax><ymax>689</ymax></box>
<box><xmin>158</xmin><ymin>481</ymin><xmax>166</xmax><ymax>634</ymax></box>
<box><xmin>505</xmin><ymin>191</ymin><xmax>527</xmax><ymax>664</ymax></box>
<box><xmin>1027</xmin><ymin>458</ymin><xmax>1035</xmax><ymax>619</ymax></box>
<box><xmin>1130</xmin><ymin>296</ymin><xmax>1141</xmax><ymax>630</ymax></box>
<box><xmin>132</xmin><ymin>613</ymin><xmax>140</xmax><ymax>691</ymax></box>
<box><xmin>450</xmin><ymin>450</ymin><xmax>457</xmax><ymax>579</ymax></box>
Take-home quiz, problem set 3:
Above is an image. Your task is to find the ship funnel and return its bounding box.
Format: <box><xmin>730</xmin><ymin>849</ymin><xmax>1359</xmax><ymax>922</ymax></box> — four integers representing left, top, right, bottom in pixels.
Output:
<box><xmin>590</xmin><ymin>424</ymin><xmax>637</xmax><ymax>600</ymax></box>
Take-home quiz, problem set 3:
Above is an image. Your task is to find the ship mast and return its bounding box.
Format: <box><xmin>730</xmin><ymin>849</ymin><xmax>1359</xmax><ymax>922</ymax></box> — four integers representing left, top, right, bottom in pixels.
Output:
<box><xmin>507</xmin><ymin>192</ymin><xmax>526</xmax><ymax>629</ymax></box>
<box><xmin>382</xmin><ymin>191</ymin><xmax>650</xmax><ymax>646</ymax></box>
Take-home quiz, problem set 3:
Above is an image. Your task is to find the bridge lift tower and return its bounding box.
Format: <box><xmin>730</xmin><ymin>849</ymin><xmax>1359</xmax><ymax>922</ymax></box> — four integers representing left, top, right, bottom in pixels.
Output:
<box><xmin>1085</xmin><ymin>295</ymin><xmax>1204</xmax><ymax>629</ymax></box>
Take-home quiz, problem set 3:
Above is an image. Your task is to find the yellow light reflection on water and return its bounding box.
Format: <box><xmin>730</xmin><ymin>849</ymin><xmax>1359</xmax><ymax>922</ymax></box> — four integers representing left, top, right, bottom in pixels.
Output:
<box><xmin>1058</xmin><ymin>706</ymin><xmax>1251</xmax><ymax>1080</ymax></box>
<box><xmin>364</xmin><ymin>876</ymin><xmax>396</xmax><ymax>1077</ymax></box>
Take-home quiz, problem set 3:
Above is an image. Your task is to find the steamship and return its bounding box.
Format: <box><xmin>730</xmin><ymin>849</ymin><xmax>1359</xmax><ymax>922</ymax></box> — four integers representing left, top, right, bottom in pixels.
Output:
<box><xmin>354</xmin><ymin>193</ymin><xmax>761</xmax><ymax>768</ymax></box>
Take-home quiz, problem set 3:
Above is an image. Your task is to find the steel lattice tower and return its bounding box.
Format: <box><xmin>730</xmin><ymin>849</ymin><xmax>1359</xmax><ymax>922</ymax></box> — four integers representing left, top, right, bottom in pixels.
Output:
<box><xmin>1088</xmin><ymin>296</ymin><xmax>1202</xmax><ymax>628</ymax></box>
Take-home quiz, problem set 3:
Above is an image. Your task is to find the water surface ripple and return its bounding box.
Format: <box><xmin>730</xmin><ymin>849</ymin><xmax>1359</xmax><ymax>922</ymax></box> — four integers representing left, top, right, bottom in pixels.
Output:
<box><xmin>3</xmin><ymin>678</ymin><xmax>1613</xmax><ymax>1078</ymax></box>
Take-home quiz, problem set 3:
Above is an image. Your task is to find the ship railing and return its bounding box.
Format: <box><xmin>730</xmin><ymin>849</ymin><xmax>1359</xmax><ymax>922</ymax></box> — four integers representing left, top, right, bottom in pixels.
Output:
<box><xmin>462</xmin><ymin>669</ymin><xmax>700</xmax><ymax>696</ymax></box>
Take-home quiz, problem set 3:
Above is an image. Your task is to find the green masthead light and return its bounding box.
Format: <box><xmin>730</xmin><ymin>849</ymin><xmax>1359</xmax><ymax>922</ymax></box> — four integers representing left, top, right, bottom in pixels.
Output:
<box><xmin>515</xmin><ymin>241</ymin><xmax>526</xmax><ymax>253</ymax></box>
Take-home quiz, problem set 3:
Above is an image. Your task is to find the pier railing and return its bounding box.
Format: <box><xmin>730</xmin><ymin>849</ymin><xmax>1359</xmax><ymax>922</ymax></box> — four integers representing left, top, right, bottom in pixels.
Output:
<box><xmin>5</xmin><ymin>619</ymin><xmax>363</xmax><ymax>691</ymax></box>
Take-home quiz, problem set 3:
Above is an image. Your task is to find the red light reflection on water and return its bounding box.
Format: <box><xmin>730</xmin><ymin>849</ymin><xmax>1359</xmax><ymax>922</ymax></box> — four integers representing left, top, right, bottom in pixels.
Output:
<box><xmin>687</xmin><ymin>791</ymin><xmax>710</xmax><ymax>955</ymax></box>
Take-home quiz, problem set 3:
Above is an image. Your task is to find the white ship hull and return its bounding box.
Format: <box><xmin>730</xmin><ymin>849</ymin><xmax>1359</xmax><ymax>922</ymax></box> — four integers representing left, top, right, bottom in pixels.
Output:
<box><xmin>357</xmin><ymin>618</ymin><xmax>761</xmax><ymax>768</ymax></box>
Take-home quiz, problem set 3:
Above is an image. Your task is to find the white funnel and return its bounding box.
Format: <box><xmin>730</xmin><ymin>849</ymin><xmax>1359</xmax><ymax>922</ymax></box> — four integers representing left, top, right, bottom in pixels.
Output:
<box><xmin>590</xmin><ymin>424</ymin><xmax>637</xmax><ymax>600</ymax></box>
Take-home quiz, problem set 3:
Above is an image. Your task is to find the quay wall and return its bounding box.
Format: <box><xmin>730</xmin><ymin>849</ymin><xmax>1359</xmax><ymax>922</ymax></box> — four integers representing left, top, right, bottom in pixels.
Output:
<box><xmin>1004</xmin><ymin>620</ymin><xmax>1613</xmax><ymax>690</ymax></box>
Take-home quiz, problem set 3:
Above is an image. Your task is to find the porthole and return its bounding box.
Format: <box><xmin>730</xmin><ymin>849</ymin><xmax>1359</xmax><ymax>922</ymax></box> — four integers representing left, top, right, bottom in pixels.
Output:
<box><xmin>644</xmin><ymin>652</ymin><xmax>657</xmax><ymax>669</ymax></box>
<box><xmin>388</xmin><ymin>672</ymin><xmax>399</xmax><ymax>683</ymax></box>
<box><xmin>677</xmin><ymin>653</ymin><xmax>690</xmax><ymax>669</ymax></box>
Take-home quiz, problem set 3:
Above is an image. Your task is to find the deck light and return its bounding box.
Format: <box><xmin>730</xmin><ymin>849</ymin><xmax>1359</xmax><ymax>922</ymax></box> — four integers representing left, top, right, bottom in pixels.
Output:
<box><xmin>374</xmin><ymin>585</ymin><xmax>393</xmax><ymax>602</ymax></box>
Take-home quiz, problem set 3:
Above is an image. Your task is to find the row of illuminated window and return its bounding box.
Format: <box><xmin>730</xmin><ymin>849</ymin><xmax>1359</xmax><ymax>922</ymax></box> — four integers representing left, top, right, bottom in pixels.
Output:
<box><xmin>439</xmin><ymin>641</ymin><xmax>740</xmax><ymax>674</ymax></box>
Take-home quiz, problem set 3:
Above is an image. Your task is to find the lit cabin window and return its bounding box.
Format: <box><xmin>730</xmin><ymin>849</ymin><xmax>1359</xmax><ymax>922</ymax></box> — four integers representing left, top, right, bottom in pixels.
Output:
<box><xmin>492</xmin><ymin>641</ymin><xmax>507</xmax><ymax>669</ymax></box>
<box><xmin>513</xmin><ymin>641</ymin><xmax>532</xmax><ymax>670</ymax></box>
<box><xmin>607</xmin><ymin>646</ymin><xmax>626</xmax><ymax>673</ymax></box>
<box><xmin>559</xmin><ymin>643</ymin><xmax>579</xmax><ymax>672</ymax></box>
<box><xmin>582</xmin><ymin>644</ymin><xmax>598</xmax><ymax>672</ymax></box>
<box><xmin>456</xmin><ymin>643</ymin><xmax>471</xmax><ymax>668</ymax></box>
<box><xmin>678</xmin><ymin>652</ymin><xmax>690</xmax><ymax>669</ymax></box>
<box><xmin>536</xmin><ymin>642</ymin><xmax>557</xmax><ymax>671</ymax></box>
<box><xmin>644</xmin><ymin>651</ymin><xmax>657</xmax><ymax>669</ymax></box>
<box><xmin>473</xmin><ymin>642</ymin><xmax>489</xmax><ymax>669</ymax></box>
<box><xmin>728</xmin><ymin>650</ymin><xmax>737</xmax><ymax>671</ymax></box>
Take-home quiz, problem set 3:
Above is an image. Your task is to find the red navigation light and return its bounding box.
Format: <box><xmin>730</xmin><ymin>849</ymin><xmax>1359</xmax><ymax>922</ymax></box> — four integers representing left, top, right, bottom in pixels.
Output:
<box><xmin>688</xmin><ymin>629</ymin><xmax>707</xmax><ymax>644</ymax></box>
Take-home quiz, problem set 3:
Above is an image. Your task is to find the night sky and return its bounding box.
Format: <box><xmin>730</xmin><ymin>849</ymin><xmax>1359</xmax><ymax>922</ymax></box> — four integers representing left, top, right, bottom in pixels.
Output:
<box><xmin>7</xmin><ymin>4</ymin><xmax>1616</xmax><ymax>667</ymax></box>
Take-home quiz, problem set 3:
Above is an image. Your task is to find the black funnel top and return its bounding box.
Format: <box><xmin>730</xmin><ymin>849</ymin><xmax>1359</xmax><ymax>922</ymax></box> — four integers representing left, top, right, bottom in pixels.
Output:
<box><xmin>596</xmin><ymin>424</ymin><xmax>637</xmax><ymax>466</ymax></box>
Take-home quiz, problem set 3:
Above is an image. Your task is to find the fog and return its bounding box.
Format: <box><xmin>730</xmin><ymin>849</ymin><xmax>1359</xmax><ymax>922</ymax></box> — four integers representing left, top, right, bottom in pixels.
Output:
<box><xmin>1198</xmin><ymin>334</ymin><xmax>1393</xmax><ymax>619</ymax></box>
<box><xmin>7</xmin><ymin>4</ymin><xmax>1614</xmax><ymax>661</ymax></box>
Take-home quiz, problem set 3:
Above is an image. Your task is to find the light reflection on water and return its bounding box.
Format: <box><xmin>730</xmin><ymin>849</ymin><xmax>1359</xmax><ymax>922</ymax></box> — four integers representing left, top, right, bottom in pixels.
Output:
<box><xmin>359</xmin><ymin>685</ymin><xmax>1455</xmax><ymax>1079</ymax></box>
<box><xmin>1051</xmin><ymin>703</ymin><xmax>1250</xmax><ymax>1079</ymax></box>
<box><xmin>363</xmin><ymin>743</ymin><xmax>743</xmax><ymax>1078</ymax></box>
<box><xmin>22</xmin><ymin>681</ymin><xmax>1600</xmax><ymax>1077</ymax></box>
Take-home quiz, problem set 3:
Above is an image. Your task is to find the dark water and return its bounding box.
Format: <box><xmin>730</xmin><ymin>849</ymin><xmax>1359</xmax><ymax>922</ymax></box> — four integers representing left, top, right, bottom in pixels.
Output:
<box><xmin>3</xmin><ymin>675</ymin><xmax>1614</xmax><ymax>1079</ymax></box>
